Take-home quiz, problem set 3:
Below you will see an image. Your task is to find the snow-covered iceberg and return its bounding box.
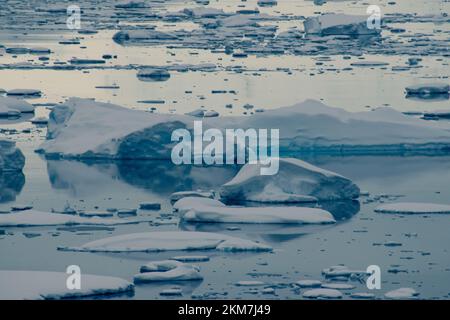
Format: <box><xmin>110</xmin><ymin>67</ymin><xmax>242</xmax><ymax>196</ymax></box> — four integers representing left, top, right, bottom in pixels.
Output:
<box><xmin>60</xmin><ymin>231</ymin><xmax>272</xmax><ymax>253</ymax></box>
<box><xmin>0</xmin><ymin>140</ymin><xmax>25</xmax><ymax>172</ymax></box>
<box><xmin>220</xmin><ymin>158</ymin><xmax>359</xmax><ymax>203</ymax></box>
<box><xmin>134</xmin><ymin>260</ymin><xmax>203</xmax><ymax>283</ymax></box>
<box><xmin>375</xmin><ymin>202</ymin><xmax>450</xmax><ymax>214</ymax></box>
<box><xmin>174</xmin><ymin>197</ymin><xmax>336</xmax><ymax>224</ymax></box>
<box><xmin>38</xmin><ymin>98</ymin><xmax>450</xmax><ymax>159</ymax></box>
<box><xmin>304</xmin><ymin>14</ymin><xmax>381</xmax><ymax>36</ymax></box>
<box><xmin>0</xmin><ymin>270</ymin><xmax>133</xmax><ymax>300</ymax></box>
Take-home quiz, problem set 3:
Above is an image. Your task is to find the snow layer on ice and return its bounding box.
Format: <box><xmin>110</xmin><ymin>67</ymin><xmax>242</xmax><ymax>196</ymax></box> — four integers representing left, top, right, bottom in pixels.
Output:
<box><xmin>134</xmin><ymin>260</ymin><xmax>202</xmax><ymax>282</ymax></box>
<box><xmin>60</xmin><ymin>231</ymin><xmax>272</xmax><ymax>253</ymax></box>
<box><xmin>375</xmin><ymin>202</ymin><xmax>450</xmax><ymax>214</ymax></box>
<box><xmin>220</xmin><ymin>158</ymin><xmax>359</xmax><ymax>203</ymax></box>
<box><xmin>405</xmin><ymin>83</ymin><xmax>449</xmax><ymax>95</ymax></box>
<box><xmin>0</xmin><ymin>270</ymin><xmax>133</xmax><ymax>300</ymax></box>
<box><xmin>175</xmin><ymin>197</ymin><xmax>335</xmax><ymax>224</ymax></box>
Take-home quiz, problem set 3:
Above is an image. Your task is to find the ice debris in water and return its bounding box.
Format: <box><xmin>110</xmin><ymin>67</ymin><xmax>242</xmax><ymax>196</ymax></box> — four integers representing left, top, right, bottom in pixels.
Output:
<box><xmin>304</xmin><ymin>14</ymin><xmax>381</xmax><ymax>36</ymax></box>
<box><xmin>170</xmin><ymin>190</ymin><xmax>215</xmax><ymax>203</ymax></box>
<box><xmin>6</xmin><ymin>89</ymin><xmax>42</xmax><ymax>97</ymax></box>
<box><xmin>375</xmin><ymin>202</ymin><xmax>450</xmax><ymax>214</ymax></box>
<box><xmin>170</xmin><ymin>255</ymin><xmax>210</xmax><ymax>263</ymax></box>
<box><xmin>174</xmin><ymin>197</ymin><xmax>336</xmax><ymax>224</ymax></box>
<box><xmin>0</xmin><ymin>270</ymin><xmax>133</xmax><ymax>299</ymax></box>
<box><xmin>59</xmin><ymin>231</ymin><xmax>273</xmax><ymax>253</ymax></box>
<box><xmin>220</xmin><ymin>158</ymin><xmax>360</xmax><ymax>203</ymax></box>
<box><xmin>405</xmin><ymin>83</ymin><xmax>449</xmax><ymax>95</ymax></box>
<box><xmin>385</xmin><ymin>288</ymin><xmax>419</xmax><ymax>300</ymax></box>
<box><xmin>134</xmin><ymin>260</ymin><xmax>203</xmax><ymax>283</ymax></box>
<box><xmin>0</xmin><ymin>96</ymin><xmax>35</xmax><ymax>113</ymax></box>
<box><xmin>302</xmin><ymin>288</ymin><xmax>343</xmax><ymax>299</ymax></box>
<box><xmin>137</xmin><ymin>68</ymin><xmax>171</xmax><ymax>81</ymax></box>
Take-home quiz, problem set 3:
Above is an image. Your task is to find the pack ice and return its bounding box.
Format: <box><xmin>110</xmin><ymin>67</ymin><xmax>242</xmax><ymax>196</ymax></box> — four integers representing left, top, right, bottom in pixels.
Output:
<box><xmin>0</xmin><ymin>140</ymin><xmax>25</xmax><ymax>172</ymax></box>
<box><xmin>174</xmin><ymin>197</ymin><xmax>336</xmax><ymax>224</ymax></box>
<box><xmin>220</xmin><ymin>158</ymin><xmax>359</xmax><ymax>203</ymax></box>
<box><xmin>304</xmin><ymin>14</ymin><xmax>381</xmax><ymax>36</ymax></box>
<box><xmin>0</xmin><ymin>270</ymin><xmax>133</xmax><ymax>299</ymax></box>
<box><xmin>38</xmin><ymin>98</ymin><xmax>450</xmax><ymax>159</ymax></box>
<box><xmin>60</xmin><ymin>231</ymin><xmax>272</xmax><ymax>253</ymax></box>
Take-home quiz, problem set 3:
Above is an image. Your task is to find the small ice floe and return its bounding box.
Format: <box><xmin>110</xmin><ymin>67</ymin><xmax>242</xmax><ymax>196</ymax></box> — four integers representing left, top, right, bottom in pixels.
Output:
<box><xmin>405</xmin><ymin>83</ymin><xmax>449</xmax><ymax>96</ymax></box>
<box><xmin>30</xmin><ymin>117</ymin><xmax>48</xmax><ymax>125</ymax></box>
<box><xmin>175</xmin><ymin>197</ymin><xmax>336</xmax><ymax>224</ymax></box>
<box><xmin>137</xmin><ymin>68</ymin><xmax>170</xmax><ymax>81</ymax></box>
<box><xmin>423</xmin><ymin>110</ymin><xmax>450</xmax><ymax>120</ymax></box>
<box><xmin>170</xmin><ymin>190</ymin><xmax>215</xmax><ymax>203</ymax></box>
<box><xmin>203</xmin><ymin>110</ymin><xmax>219</xmax><ymax>118</ymax></box>
<box><xmin>160</xmin><ymin>288</ymin><xmax>182</xmax><ymax>296</ymax></box>
<box><xmin>375</xmin><ymin>202</ymin><xmax>450</xmax><ymax>214</ymax></box>
<box><xmin>351</xmin><ymin>292</ymin><xmax>376</xmax><ymax>299</ymax></box>
<box><xmin>6</xmin><ymin>89</ymin><xmax>42</xmax><ymax>97</ymax></box>
<box><xmin>69</xmin><ymin>59</ymin><xmax>106</xmax><ymax>65</ymax></box>
<box><xmin>0</xmin><ymin>96</ymin><xmax>35</xmax><ymax>113</ymax></box>
<box><xmin>220</xmin><ymin>158</ymin><xmax>359</xmax><ymax>203</ymax></box>
<box><xmin>11</xmin><ymin>204</ymin><xmax>33</xmax><ymax>211</ymax></box>
<box><xmin>304</xmin><ymin>14</ymin><xmax>381</xmax><ymax>36</ymax></box>
<box><xmin>0</xmin><ymin>270</ymin><xmax>133</xmax><ymax>299</ymax></box>
<box><xmin>5</xmin><ymin>47</ymin><xmax>29</xmax><ymax>54</ymax></box>
<box><xmin>185</xmin><ymin>108</ymin><xmax>206</xmax><ymax>118</ymax></box>
<box><xmin>139</xmin><ymin>202</ymin><xmax>161</xmax><ymax>210</ymax></box>
<box><xmin>350</xmin><ymin>61</ymin><xmax>389</xmax><ymax>67</ymax></box>
<box><xmin>60</xmin><ymin>231</ymin><xmax>272</xmax><ymax>253</ymax></box>
<box><xmin>29</xmin><ymin>47</ymin><xmax>51</xmax><ymax>54</ymax></box>
<box><xmin>257</xmin><ymin>0</ymin><xmax>277</xmax><ymax>7</ymax></box>
<box><xmin>170</xmin><ymin>255</ymin><xmax>210</xmax><ymax>263</ymax></box>
<box><xmin>115</xmin><ymin>1</ymin><xmax>147</xmax><ymax>9</ymax></box>
<box><xmin>321</xmin><ymin>283</ymin><xmax>355</xmax><ymax>290</ymax></box>
<box><xmin>113</xmin><ymin>30</ymin><xmax>178</xmax><ymax>44</ymax></box>
<box><xmin>134</xmin><ymin>260</ymin><xmax>202</xmax><ymax>283</ymax></box>
<box><xmin>384</xmin><ymin>288</ymin><xmax>419</xmax><ymax>300</ymax></box>
<box><xmin>117</xmin><ymin>208</ymin><xmax>137</xmax><ymax>216</ymax></box>
<box><xmin>0</xmin><ymin>210</ymin><xmax>140</xmax><ymax>227</ymax></box>
<box><xmin>296</xmin><ymin>280</ymin><xmax>322</xmax><ymax>288</ymax></box>
<box><xmin>322</xmin><ymin>266</ymin><xmax>368</xmax><ymax>280</ymax></box>
<box><xmin>303</xmin><ymin>288</ymin><xmax>343</xmax><ymax>299</ymax></box>
<box><xmin>173</xmin><ymin>197</ymin><xmax>225</xmax><ymax>214</ymax></box>
<box><xmin>235</xmin><ymin>281</ymin><xmax>265</xmax><ymax>287</ymax></box>
<box><xmin>0</xmin><ymin>140</ymin><xmax>25</xmax><ymax>172</ymax></box>
<box><xmin>79</xmin><ymin>210</ymin><xmax>115</xmax><ymax>218</ymax></box>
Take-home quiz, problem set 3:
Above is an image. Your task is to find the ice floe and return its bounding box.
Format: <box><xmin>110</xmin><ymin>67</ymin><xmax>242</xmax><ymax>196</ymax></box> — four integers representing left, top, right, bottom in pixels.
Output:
<box><xmin>60</xmin><ymin>231</ymin><xmax>272</xmax><ymax>253</ymax></box>
<box><xmin>302</xmin><ymin>288</ymin><xmax>343</xmax><ymax>299</ymax></box>
<box><xmin>0</xmin><ymin>140</ymin><xmax>25</xmax><ymax>172</ymax></box>
<box><xmin>220</xmin><ymin>158</ymin><xmax>359</xmax><ymax>203</ymax></box>
<box><xmin>0</xmin><ymin>96</ymin><xmax>35</xmax><ymax>113</ymax></box>
<box><xmin>296</xmin><ymin>280</ymin><xmax>322</xmax><ymax>288</ymax></box>
<box><xmin>170</xmin><ymin>190</ymin><xmax>215</xmax><ymax>202</ymax></box>
<box><xmin>134</xmin><ymin>260</ymin><xmax>202</xmax><ymax>283</ymax></box>
<box><xmin>0</xmin><ymin>270</ymin><xmax>133</xmax><ymax>299</ymax></box>
<box><xmin>175</xmin><ymin>197</ymin><xmax>335</xmax><ymax>224</ymax></box>
<box><xmin>304</xmin><ymin>14</ymin><xmax>381</xmax><ymax>36</ymax></box>
<box><xmin>375</xmin><ymin>202</ymin><xmax>450</xmax><ymax>214</ymax></box>
<box><xmin>385</xmin><ymin>288</ymin><xmax>419</xmax><ymax>299</ymax></box>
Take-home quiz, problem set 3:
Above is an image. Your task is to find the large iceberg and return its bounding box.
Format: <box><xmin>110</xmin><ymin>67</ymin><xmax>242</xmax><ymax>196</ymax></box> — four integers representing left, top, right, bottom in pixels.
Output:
<box><xmin>0</xmin><ymin>140</ymin><xmax>25</xmax><ymax>172</ymax></box>
<box><xmin>220</xmin><ymin>158</ymin><xmax>359</xmax><ymax>203</ymax></box>
<box><xmin>0</xmin><ymin>270</ymin><xmax>133</xmax><ymax>300</ymax></box>
<box><xmin>38</xmin><ymin>98</ymin><xmax>450</xmax><ymax>159</ymax></box>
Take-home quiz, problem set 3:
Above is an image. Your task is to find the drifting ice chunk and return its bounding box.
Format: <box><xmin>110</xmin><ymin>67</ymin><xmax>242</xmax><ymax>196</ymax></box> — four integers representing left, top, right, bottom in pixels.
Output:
<box><xmin>137</xmin><ymin>68</ymin><xmax>171</xmax><ymax>81</ymax></box>
<box><xmin>405</xmin><ymin>83</ymin><xmax>449</xmax><ymax>95</ymax></box>
<box><xmin>173</xmin><ymin>197</ymin><xmax>225</xmax><ymax>214</ymax></box>
<box><xmin>220</xmin><ymin>158</ymin><xmax>360</xmax><ymax>203</ymax></box>
<box><xmin>61</xmin><ymin>231</ymin><xmax>272</xmax><ymax>253</ymax></box>
<box><xmin>303</xmin><ymin>288</ymin><xmax>343</xmax><ymax>299</ymax></box>
<box><xmin>385</xmin><ymin>288</ymin><xmax>419</xmax><ymax>299</ymax></box>
<box><xmin>0</xmin><ymin>96</ymin><xmax>35</xmax><ymax>113</ymax></box>
<box><xmin>113</xmin><ymin>30</ymin><xmax>177</xmax><ymax>44</ymax></box>
<box><xmin>0</xmin><ymin>270</ymin><xmax>133</xmax><ymax>299</ymax></box>
<box><xmin>375</xmin><ymin>202</ymin><xmax>450</xmax><ymax>214</ymax></box>
<box><xmin>134</xmin><ymin>260</ymin><xmax>202</xmax><ymax>283</ymax></box>
<box><xmin>258</xmin><ymin>0</ymin><xmax>277</xmax><ymax>7</ymax></box>
<box><xmin>0</xmin><ymin>140</ymin><xmax>25</xmax><ymax>172</ymax></box>
<box><xmin>0</xmin><ymin>210</ymin><xmax>141</xmax><ymax>227</ymax></box>
<box><xmin>304</xmin><ymin>14</ymin><xmax>381</xmax><ymax>36</ymax></box>
<box><xmin>176</xmin><ymin>197</ymin><xmax>336</xmax><ymax>224</ymax></box>
<box><xmin>296</xmin><ymin>280</ymin><xmax>322</xmax><ymax>288</ymax></box>
<box><xmin>170</xmin><ymin>190</ymin><xmax>215</xmax><ymax>202</ymax></box>
<box><xmin>170</xmin><ymin>255</ymin><xmax>210</xmax><ymax>262</ymax></box>
<box><xmin>321</xmin><ymin>283</ymin><xmax>355</xmax><ymax>290</ymax></box>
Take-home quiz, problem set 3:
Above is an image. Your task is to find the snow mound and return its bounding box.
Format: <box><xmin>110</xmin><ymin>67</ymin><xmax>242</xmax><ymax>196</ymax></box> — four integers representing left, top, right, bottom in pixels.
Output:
<box><xmin>0</xmin><ymin>210</ymin><xmax>142</xmax><ymax>227</ymax></box>
<box><xmin>60</xmin><ymin>231</ymin><xmax>272</xmax><ymax>253</ymax></box>
<box><xmin>39</xmin><ymin>98</ymin><xmax>450</xmax><ymax>159</ymax></box>
<box><xmin>175</xmin><ymin>197</ymin><xmax>335</xmax><ymax>224</ymax></box>
<box><xmin>303</xmin><ymin>288</ymin><xmax>343</xmax><ymax>299</ymax></box>
<box><xmin>134</xmin><ymin>260</ymin><xmax>202</xmax><ymax>282</ymax></box>
<box><xmin>0</xmin><ymin>270</ymin><xmax>133</xmax><ymax>299</ymax></box>
<box><xmin>304</xmin><ymin>14</ymin><xmax>381</xmax><ymax>36</ymax></box>
<box><xmin>385</xmin><ymin>288</ymin><xmax>419</xmax><ymax>299</ymax></box>
<box><xmin>220</xmin><ymin>158</ymin><xmax>359</xmax><ymax>203</ymax></box>
<box><xmin>0</xmin><ymin>140</ymin><xmax>25</xmax><ymax>172</ymax></box>
<box><xmin>375</xmin><ymin>202</ymin><xmax>450</xmax><ymax>214</ymax></box>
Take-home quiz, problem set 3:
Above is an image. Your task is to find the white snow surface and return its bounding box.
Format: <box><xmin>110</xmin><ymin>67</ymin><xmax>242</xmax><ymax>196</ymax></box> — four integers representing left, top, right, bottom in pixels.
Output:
<box><xmin>375</xmin><ymin>202</ymin><xmax>450</xmax><ymax>214</ymax></box>
<box><xmin>0</xmin><ymin>270</ymin><xmax>133</xmax><ymax>300</ymax></box>
<box><xmin>134</xmin><ymin>260</ymin><xmax>202</xmax><ymax>282</ymax></box>
<box><xmin>60</xmin><ymin>231</ymin><xmax>273</xmax><ymax>253</ymax></box>
<box><xmin>220</xmin><ymin>158</ymin><xmax>359</xmax><ymax>202</ymax></box>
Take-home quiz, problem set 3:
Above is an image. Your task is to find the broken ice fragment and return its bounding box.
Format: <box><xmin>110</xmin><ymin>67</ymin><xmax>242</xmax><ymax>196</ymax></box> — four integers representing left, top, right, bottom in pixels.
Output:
<box><xmin>134</xmin><ymin>260</ymin><xmax>202</xmax><ymax>283</ymax></box>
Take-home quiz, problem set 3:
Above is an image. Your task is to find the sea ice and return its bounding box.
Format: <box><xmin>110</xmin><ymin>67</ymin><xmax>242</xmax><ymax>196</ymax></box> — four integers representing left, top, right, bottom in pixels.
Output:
<box><xmin>6</xmin><ymin>89</ymin><xmax>42</xmax><ymax>97</ymax></box>
<box><xmin>170</xmin><ymin>190</ymin><xmax>215</xmax><ymax>202</ymax></box>
<box><xmin>0</xmin><ymin>270</ymin><xmax>133</xmax><ymax>299</ymax></box>
<box><xmin>0</xmin><ymin>140</ymin><xmax>25</xmax><ymax>172</ymax></box>
<box><xmin>220</xmin><ymin>158</ymin><xmax>359</xmax><ymax>203</ymax></box>
<box><xmin>375</xmin><ymin>202</ymin><xmax>450</xmax><ymax>214</ymax></box>
<box><xmin>304</xmin><ymin>14</ymin><xmax>381</xmax><ymax>36</ymax></box>
<box><xmin>0</xmin><ymin>96</ymin><xmax>35</xmax><ymax>113</ymax></box>
<box><xmin>384</xmin><ymin>288</ymin><xmax>419</xmax><ymax>299</ymax></box>
<box><xmin>60</xmin><ymin>231</ymin><xmax>273</xmax><ymax>253</ymax></box>
<box><xmin>296</xmin><ymin>280</ymin><xmax>322</xmax><ymax>288</ymax></box>
<box><xmin>405</xmin><ymin>83</ymin><xmax>449</xmax><ymax>95</ymax></box>
<box><xmin>302</xmin><ymin>288</ymin><xmax>343</xmax><ymax>299</ymax></box>
<box><xmin>134</xmin><ymin>260</ymin><xmax>202</xmax><ymax>282</ymax></box>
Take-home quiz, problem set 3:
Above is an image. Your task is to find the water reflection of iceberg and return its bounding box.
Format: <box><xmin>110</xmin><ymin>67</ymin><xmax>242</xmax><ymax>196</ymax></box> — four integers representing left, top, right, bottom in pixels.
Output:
<box><xmin>0</xmin><ymin>170</ymin><xmax>25</xmax><ymax>203</ymax></box>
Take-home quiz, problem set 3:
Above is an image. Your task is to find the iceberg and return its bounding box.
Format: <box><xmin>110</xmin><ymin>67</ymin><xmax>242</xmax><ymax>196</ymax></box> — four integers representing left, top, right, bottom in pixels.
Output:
<box><xmin>134</xmin><ymin>260</ymin><xmax>203</xmax><ymax>283</ymax></box>
<box><xmin>0</xmin><ymin>270</ymin><xmax>133</xmax><ymax>299</ymax></box>
<box><xmin>304</xmin><ymin>14</ymin><xmax>381</xmax><ymax>36</ymax></box>
<box><xmin>220</xmin><ymin>158</ymin><xmax>359</xmax><ymax>203</ymax></box>
<box><xmin>38</xmin><ymin>98</ymin><xmax>450</xmax><ymax>159</ymax></box>
<box><xmin>0</xmin><ymin>140</ymin><xmax>25</xmax><ymax>172</ymax></box>
<box><xmin>375</xmin><ymin>202</ymin><xmax>450</xmax><ymax>214</ymax></box>
<box><xmin>60</xmin><ymin>231</ymin><xmax>272</xmax><ymax>253</ymax></box>
<box><xmin>174</xmin><ymin>197</ymin><xmax>336</xmax><ymax>224</ymax></box>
